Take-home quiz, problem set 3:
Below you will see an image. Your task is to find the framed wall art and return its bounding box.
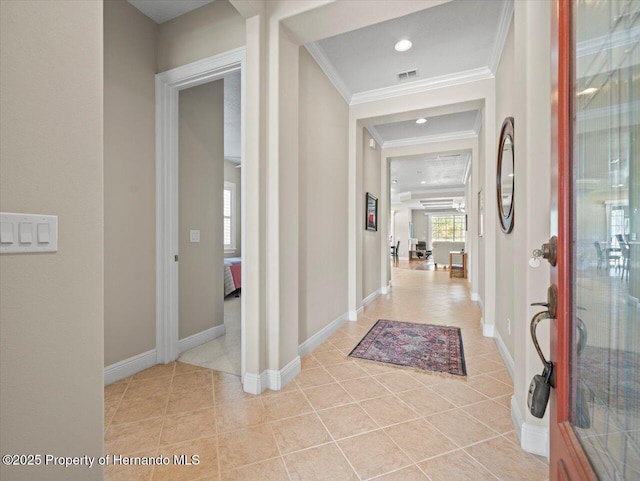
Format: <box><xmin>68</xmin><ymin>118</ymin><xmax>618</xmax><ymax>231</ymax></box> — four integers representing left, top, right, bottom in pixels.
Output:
<box><xmin>366</xmin><ymin>192</ymin><xmax>378</xmax><ymax>231</ymax></box>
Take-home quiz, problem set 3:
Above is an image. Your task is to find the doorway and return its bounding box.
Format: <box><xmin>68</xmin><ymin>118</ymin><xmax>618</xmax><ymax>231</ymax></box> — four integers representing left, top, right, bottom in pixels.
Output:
<box><xmin>155</xmin><ymin>48</ymin><xmax>247</xmax><ymax>380</ymax></box>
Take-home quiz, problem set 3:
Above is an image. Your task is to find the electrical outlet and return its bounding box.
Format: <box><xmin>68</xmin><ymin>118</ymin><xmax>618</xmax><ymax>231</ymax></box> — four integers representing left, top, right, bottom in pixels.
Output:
<box><xmin>507</xmin><ymin>318</ymin><xmax>511</xmax><ymax>335</ymax></box>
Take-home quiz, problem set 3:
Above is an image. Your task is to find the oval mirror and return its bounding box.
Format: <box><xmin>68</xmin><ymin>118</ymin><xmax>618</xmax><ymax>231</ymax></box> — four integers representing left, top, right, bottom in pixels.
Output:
<box><xmin>497</xmin><ymin>117</ymin><xmax>515</xmax><ymax>233</ymax></box>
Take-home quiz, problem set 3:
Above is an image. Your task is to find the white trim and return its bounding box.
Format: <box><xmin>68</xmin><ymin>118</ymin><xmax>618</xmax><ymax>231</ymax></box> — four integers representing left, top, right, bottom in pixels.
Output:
<box><xmin>177</xmin><ymin>324</ymin><xmax>226</xmax><ymax>354</ymax></box>
<box><xmin>304</xmin><ymin>42</ymin><xmax>352</xmax><ymax>104</ymax></box>
<box><xmin>242</xmin><ymin>357</ymin><xmax>302</xmax><ymax>395</ymax></box>
<box><xmin>104</xmin><ymin>350</ymin><xmax>157</xmax><ymax>386</ymax></box>
<box><xmin>242</xmin><ymin>371</ymin><xmax>267</xmax><ymax>395</ymax></box>
<box><xmin>156</xmin><ymin>48</ymin><xmax>247</xmax><ymax>374</ymax></box>
<box><xmin>472</xmin><ymin>109</ymin><xmax>483</xmax><ymax>136</ymax></box>
<box><xmin>367</xmin><ymin>126</ymin><xmax>385</xmax><ymax>147</ymax></box>
<box><xmin>382</xmin><ymin>130</ymin><xmax>477</xmax><ymax>149</ymax></box>
<box><xmin>511</xmin><ymin>396</ymin><xmax>550</xmax><ymax>459</ymax></box>
<box><xmin>381</xmin><ymin>283</ymin><xmax>391</xmax><ymax>295</ymax></box>
<box><xmin>350</xmin><ymin>67</ymin><xmax>494</xmax><ymax>105</ymax></box>
<box><xmin>298</xmin><ymin>312</ymin><xmax>348</xmax><ymax>358</ymax></box>
<box><xmin>224</xmin><ymin>155</ymin><xmax>241</xmax><ymax>164</ymax></box>
<box><xmin>362</xmin><ymin>288</ymin><xmax>382</xmax><ymax>307</ymax></box>
<box><xmin>348</xmin><ymin>309</ymin><xmax>359</xmax><ymax>321</ymax></box>
<box><xmin>481</xmin><ymin>318</ymin><xmax>495</xmax><ymax>337</ymax></box>
<box><xmin>488</xmin><ymin>0</ymin><xmax>514</xmax><ymax>73</ymax></box>
<box><xmin>493</xmin><ymin>328</ymin><xmax>515</xmax><ymax>380</ymax></box>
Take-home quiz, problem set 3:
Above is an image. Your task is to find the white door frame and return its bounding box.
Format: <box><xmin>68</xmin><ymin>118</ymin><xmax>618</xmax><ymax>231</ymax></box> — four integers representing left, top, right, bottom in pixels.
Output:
<box><xmin>155</xmin><ymin>47</ymin><xmax>246</xmax><ymax>379</ymax></box>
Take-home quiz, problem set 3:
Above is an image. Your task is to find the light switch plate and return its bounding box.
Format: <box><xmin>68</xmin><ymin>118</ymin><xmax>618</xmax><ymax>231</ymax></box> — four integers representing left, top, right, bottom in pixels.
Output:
<box><xmin>0</xmin><ymin>213</ymin><xmax>57</xmax><ymax>254</ymax></box>
<box><xmin>190</xmin><ymin>230</ymin><xmax>200</xmax><ymax>243</ymax></box>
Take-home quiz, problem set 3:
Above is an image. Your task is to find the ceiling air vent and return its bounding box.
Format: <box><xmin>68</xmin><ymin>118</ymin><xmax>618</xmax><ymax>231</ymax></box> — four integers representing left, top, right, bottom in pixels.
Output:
<box><xmin>396</xmin><ymin>69</ymin><xmax>418</xmax><ymax>81</ymax></box>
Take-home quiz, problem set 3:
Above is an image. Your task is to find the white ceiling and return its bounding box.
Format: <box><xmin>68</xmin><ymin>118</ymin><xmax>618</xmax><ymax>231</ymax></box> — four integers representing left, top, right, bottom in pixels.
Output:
<box><xmin>390</xmin><ymin>153</ymin><xmax>469</xmax><ymax>207</ymax></box>
<box><xmin>373</xmin><ymin>110</ymin><xmax>480</xmax><ymax>143</ymax></box>
<box><xmin>128</xmin><ymin>0</ymin><xmax>214</xmax><ymax>24</ymax></box>
<box><xmin>312</xmin><ymin>0</ymin><xmax>509</xmax><ymax>97</ymax></box>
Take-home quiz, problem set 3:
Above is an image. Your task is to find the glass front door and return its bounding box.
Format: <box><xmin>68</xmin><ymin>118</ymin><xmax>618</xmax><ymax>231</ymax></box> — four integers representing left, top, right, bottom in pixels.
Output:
<box><xmin>571</xmin><ymin>1</ymin><xmax>639</xmax><ymax>479</ymax></box>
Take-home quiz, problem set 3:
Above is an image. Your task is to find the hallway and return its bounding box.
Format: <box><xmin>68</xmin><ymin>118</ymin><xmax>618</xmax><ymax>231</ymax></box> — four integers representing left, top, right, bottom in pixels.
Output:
<box><xmin>103</xmin><ymin>267</ymin><xmax>549</xmax><ymax>481</ymax></box>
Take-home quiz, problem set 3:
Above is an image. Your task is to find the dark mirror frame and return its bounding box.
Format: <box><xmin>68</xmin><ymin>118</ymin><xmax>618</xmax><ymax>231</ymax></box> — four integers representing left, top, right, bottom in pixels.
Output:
<box><xmin>497</xmin><ymin>117</ymin><xmax>515</xmax><ymax>234</ymax></box>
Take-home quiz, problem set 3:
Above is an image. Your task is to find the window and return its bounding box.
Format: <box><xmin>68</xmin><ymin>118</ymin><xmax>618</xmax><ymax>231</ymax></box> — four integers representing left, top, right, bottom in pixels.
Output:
<box><xmin>223</xmin><ymin>181</ymin><xmax>236</xmax><ymax>252</ymax></box>
<box><xmin>431</xmin><ymin>215</ymin><xmax>466</xmax><ymax>242</ymax></box>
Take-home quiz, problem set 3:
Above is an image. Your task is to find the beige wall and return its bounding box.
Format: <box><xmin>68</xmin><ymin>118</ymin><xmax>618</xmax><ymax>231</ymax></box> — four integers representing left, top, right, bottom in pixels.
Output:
<box><xmin>104</xmin><ymin>0</ymin><xmax>157</xmax><ymax>366</ymax></box>
<box><xmin>157</xmin><ymin>0</ymin><xmax>245</xmax><ymax>72</ymax></box>
<box><xmin>298</xmin><ymin>46</ymin><xmax>349</xmax><ymax>343</ymax></box>
<box><xmin>363</xmin><ymin>129</ymin><xmax>382</xmax><ymax>299</ymax></box>
<box><xmin>412</xmin><ymin>210</ymin><xmax>428</xmax><ymax>243</ymax></box>
<box><xmin>224</xmin><ymin>159</ymin><xmax>242</xmax><ymax>258</ymax></box>
<box><xmin>179</xmin><ymin>81</ymin><xmax>225</xmax><ymax>340</ymax></box>
<box><xmin>0</xmin><ymin>1</ymin><xmax>104</xmax><ymax>479</ymax></box>
<box><xmin>494</xmin><ymin>21</ymin><xmax>515</xmax><ymax>356</ymax></box>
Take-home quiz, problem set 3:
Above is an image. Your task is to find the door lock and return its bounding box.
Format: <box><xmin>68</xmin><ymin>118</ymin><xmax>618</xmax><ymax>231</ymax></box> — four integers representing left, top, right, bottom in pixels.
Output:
<box><xmin>529</xmin><ymin>236</ymin><xmax>558</xmax><ymax>267</ymax></box>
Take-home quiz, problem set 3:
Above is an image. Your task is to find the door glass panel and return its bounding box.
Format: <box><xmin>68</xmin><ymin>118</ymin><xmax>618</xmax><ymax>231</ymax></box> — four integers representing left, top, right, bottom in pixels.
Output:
<box><xmin>572</xmin><ymin>1</ymin><xmax>640</xmax><ymax>479</ymax></box>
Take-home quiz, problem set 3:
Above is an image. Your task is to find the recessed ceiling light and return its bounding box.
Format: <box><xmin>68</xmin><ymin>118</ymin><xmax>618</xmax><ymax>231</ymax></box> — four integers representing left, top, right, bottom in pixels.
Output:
<box><xmin>416</xmin><ymin>118</ymin><xmax>427</xmax><ymax>124</ymax></box>
<box><xmin>421</xmin><ymin>181</ymin><xmax>427</xmax><ymax>184</ymax></box>
<box><xmin>577</xmin><ymin>87</ymin><xmax>598</xmax><ymax>96</ymax></box>
<box><xmin>394</xmin><ymin>39</ymin><xmax>413</xmax><ymax>52</ymax></box>
<box><xmin>391</xmin><ymin>180</ymin><xmax>398</xmax><ymax>184</ymax></box>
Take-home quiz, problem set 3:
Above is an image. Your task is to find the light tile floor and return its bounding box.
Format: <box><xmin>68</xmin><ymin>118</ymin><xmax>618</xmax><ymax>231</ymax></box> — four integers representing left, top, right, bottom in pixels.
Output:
<box><xmin>104</xmin><ymin>265</ymin><xmax>549</xmax><ymax>481</ymax></box>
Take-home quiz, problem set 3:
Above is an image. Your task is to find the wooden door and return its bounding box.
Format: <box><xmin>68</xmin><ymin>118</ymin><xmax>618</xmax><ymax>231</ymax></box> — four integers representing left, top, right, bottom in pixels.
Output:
<box><xmin>550</xmin><ymin>1</ymin><xmax>639</xmax><ymax>480</ymax></box>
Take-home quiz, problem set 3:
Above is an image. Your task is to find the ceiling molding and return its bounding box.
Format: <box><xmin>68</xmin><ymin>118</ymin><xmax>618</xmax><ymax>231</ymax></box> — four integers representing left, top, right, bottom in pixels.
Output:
<box><xmin>225</xmin><ymin>156</ymin><xmax>241</xmax><ymax>164</ymax></box>
<box><xmin>304</xmin><ymin>42</ymin><xmax>352</xmax><ymax>104</ymax></box>
<box><xmin>367</xmin><ymin>126</ymin><xmax>385</xmax><ymax>147</ymax></box>
<box><xmin>472</xmin><ymin>110</ymin><xmax>482</xmax><ymax>135</ymax></box>
<box><xmin>382</xmin><ymin>130</ymin><xmax>477</xmax><ymax>149</ymax></box>
<box><xmin>487</xmin><ymin>0</ymin><xmax>514</xmax><ymax>74</ymax></box>
<box><xmin>350</xmin><ymin>67</ymin><xmax>494</xmax><ymax>106</ymax></box>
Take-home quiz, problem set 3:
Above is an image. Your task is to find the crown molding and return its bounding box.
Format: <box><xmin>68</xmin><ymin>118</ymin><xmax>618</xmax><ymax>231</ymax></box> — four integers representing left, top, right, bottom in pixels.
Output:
<box><xmin>488</xmin><ymin>0</ymin><xmax>514</xmax><ymax>74</ymax></box>
<box><xmin>367</xmin><ymin>126</ymin><xmax>385</xmax><ymax>147</ymax></box>
<box><xmin>350</xmin><ymin>67</ymin><xmax>493</xmax><ymax>106</ymax></box>
<box><xmin>382</xmin><ymin>130</ymin><xmax>477</xmax><ymax>149</ymax></box>
<box><xmin>304</xmin><ymin>42</ymin><xmax>352</xmax><ymax>104</ymax></box>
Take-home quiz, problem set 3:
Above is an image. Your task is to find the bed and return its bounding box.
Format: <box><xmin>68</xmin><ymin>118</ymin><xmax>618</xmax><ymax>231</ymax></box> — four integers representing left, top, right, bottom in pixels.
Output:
<box><xmin>224</xmin><ymin>257</ymin><xmax>242</xmax><ymax>296</ymax></box>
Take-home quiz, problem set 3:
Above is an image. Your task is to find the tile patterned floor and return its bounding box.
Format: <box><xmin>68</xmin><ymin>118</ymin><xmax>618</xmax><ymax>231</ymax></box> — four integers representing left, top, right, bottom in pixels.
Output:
<box><xmin>104</xmin><ymin>266</ymin><xmax>549</xmax><ymax>481</ymax></box>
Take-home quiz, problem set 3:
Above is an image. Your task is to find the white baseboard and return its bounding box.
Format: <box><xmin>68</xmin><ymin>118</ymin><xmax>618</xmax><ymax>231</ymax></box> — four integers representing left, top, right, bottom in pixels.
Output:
<box><xmin>348</xmin><ymin>307</ymin><xmax>363</xmax><ymax>321</ymax></box>
<box><xmin>242</xmin><ymin>356</ymin><xmax>301</xmax><ymax>395</ymax></box>
<box><xmin>381</xmin><ymin>283</ymin><xmax>391</xmax><ymax>295</ymax></box>
<box><xmin>104</xmin><ymin>349</ymin><xmax>157</xmax><ymax>386</ymax></box>
<box><xmin>511</xmin><ymin>396</ymin><xmax>550</xmax><ymax>458</ymax></box>
<box><xmin>298</xmin><ymin>312</ymin><xmax>348</xmax><ymax>358</ymax></box>
<box><xmin>481</xmin><ymin>318</ymin><xmax>495</xmax><ymax>337</ymax></box>
<box><xmin>493</xmin><ymin>328</ymin><xmax>515</xmax><ymax>380</ymax></box>
<box><xmin>178</xmin><ymin>324</ymin><xmax>226</xmax><ymax>353</ymax></box>
<box><xmin>362</xmin><ymin>288</ymin><xmax>381</xmax><ymax>307</ymax></box>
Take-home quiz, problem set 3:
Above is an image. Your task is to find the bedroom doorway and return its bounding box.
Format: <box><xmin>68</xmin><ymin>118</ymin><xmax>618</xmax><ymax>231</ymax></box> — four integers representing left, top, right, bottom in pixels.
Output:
<box><xmin>155</xmin><ymin>48</ymin><xmax>247</xmax><ymax>381</ymax></box>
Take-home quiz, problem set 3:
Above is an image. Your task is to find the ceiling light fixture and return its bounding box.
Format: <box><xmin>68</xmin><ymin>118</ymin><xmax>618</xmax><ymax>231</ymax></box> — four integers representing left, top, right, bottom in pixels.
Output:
<box><xmin>421</xmin><ymin>181</ymin><xmax>427</xmax><ymax>184</ymax></box>
<box><xmin>416</xmin><ymin>118</ymin><xmax>427</xmax><ymax>124</ymax></box>
<box><xmin>394</xmin><ymin>39</ymin><xmax>413</xmax><ymax>52</ymax></box>
<box><xmin>391</xmin><ymin>180</ymin><xmax>398</xmax><ymax>184</ymax></box>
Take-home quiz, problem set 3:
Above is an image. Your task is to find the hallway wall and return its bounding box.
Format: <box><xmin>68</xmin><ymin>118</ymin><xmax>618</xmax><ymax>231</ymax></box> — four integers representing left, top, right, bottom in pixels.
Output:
<box><xmin>0</xmin><ymin>1</ymin><xmax>105</xmax><ymax>479</ymax></box>
<box><xmin>363</xmin><ymin>129</ymin><xmax>382</xmax><ymax>299</ymax></box>
<box><xmin>494</xmin><ymin>21</ymin><xmax>516</xmax><ymax>357</ymax></box>
<box><xmin>298</xmin><ymin>46</ymin><xmax>349</xmax><ymax>343</ymax></box>
<box><xmin>157</xmin><ymin>0</ymin><xmax>245</xmax><ymax>73</ymax></box>
<box><xmin>104</xmin><ymin>0</ymin><xmax>157</xmax><ymax>366</ymax></box>
<box><xmin>104</xmin><ymin>0</ymin><xmax>246</xmax><ymax>368</ymax></box>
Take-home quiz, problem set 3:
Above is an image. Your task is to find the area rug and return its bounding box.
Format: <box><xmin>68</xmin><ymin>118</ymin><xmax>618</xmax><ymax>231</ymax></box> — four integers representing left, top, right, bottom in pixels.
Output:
<box><xmin>349</xmin><ymin>319</ymin><xmax>467</xmax><ymax>376</ymax></box>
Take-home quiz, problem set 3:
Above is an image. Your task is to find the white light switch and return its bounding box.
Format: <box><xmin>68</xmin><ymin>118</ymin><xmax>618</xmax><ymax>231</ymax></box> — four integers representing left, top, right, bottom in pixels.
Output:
<box><xmin>37</xmin><ymin>223</ymin><xmax>50</xmax><ymax>243</ymax></box>
<box><xmin>0</xmin><ymin>213</ymin><xmax>57</xmax><ymax>254</ymax></box>
<box><xmin>0</xmin><ymin>222</ymin><xmax>13</xmax><ymax>244</ymax></box>
<box><xmin>190</xmin><ymin>230</ymin><xmax>200</xmax><ymax>243</ymax></box>
<box><xmin>19</xmin><ymin>223</ymin><xmax>33</xmax><ymax>244</ymax></box>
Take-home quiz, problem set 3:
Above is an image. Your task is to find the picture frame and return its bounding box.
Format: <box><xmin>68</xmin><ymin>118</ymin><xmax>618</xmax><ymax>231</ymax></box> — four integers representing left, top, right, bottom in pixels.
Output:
<box><xmin>478</xmin><ymin>189</ymin><xmax>484</xmax><ymax>237</ymax></box>
<box><xmin>366</xmin><ymin>192</ymin><xmax>378</xmax><ymax>231</ymax></box>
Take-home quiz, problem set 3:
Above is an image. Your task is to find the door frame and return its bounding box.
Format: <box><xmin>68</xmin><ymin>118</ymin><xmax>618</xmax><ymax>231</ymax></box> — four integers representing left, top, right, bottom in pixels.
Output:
<box><xmin>155</xmin><ymin>47</ymin><xmax>247</xmax><ymax>379</ymax></box>
<box><xmin>550</xmin><ymin>1</ymin><xmax>598</xmax><ymax>479</ymax></box>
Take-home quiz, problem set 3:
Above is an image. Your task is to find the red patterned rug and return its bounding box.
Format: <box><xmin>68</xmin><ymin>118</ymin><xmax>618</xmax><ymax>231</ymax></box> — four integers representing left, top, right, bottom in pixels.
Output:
<box><xmin>349</xmin><ymin>320</ymin><xmax>467</xmax><ymax>376</ymax></box>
